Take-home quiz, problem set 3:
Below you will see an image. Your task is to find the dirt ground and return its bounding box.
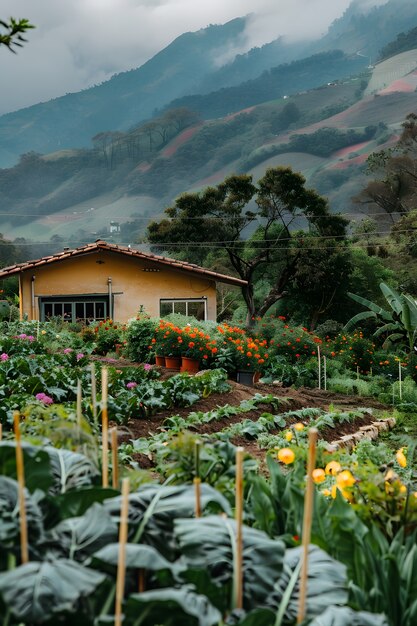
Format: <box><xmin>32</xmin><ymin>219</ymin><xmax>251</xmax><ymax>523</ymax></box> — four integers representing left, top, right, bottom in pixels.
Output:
<box><xmin>107</xmin><ymin>367</ymin><xmax>387</xmax><ymax>467</ymax></box>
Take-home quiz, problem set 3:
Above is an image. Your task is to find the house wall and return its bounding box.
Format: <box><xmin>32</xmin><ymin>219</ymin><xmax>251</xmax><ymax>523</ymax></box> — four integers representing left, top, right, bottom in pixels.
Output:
<box><xmin>19</xmin><ymin>249</ymin><xmax>218</xmax><ymax>321</ymax></box>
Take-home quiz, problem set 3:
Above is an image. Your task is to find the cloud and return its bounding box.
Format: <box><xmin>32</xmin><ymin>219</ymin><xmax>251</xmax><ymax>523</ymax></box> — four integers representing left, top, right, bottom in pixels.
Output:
<box><xmin>0</xmin><ymin>0</ymin><xmax>388</xmax><ymax>115</ymax></box>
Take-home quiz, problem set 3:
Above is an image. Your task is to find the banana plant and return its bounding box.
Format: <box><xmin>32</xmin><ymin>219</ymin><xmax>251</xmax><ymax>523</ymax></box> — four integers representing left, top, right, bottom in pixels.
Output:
<box><xmin>345</xmin><ymin>282</ymin><xmax>417</xmax><ymax>352</ymax></box>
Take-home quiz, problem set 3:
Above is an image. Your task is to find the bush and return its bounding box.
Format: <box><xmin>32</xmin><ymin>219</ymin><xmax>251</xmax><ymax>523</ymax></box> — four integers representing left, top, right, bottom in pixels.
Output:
<box><xmin>125</xmin><ymin>315</ymin><xmax>159</xmax><ymax>362</ymax></box>
<box><xmin>330</xmin><ymin>330</ymin><xmax>375</xmax><ymax>374</ymax></box>
<box><xmin>91</xmin><ymin>319</ymin><xmax>126</xmax><ymax>355</ymax></box>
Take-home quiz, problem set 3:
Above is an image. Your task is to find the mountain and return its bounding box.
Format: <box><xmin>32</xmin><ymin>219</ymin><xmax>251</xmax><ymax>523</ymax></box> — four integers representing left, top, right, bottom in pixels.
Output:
<box><xmin>3</xmin><ymin>1</ymin><xmax>417</xmax><ymax>169</ymax></box>
<box><xmin>0</xmin><ymin>17</ymin><xmax>248</xmax><ymax>168</ymax></box>
<box><xmin>3</xmin><ymin>42</ymin><xmax>417</xmax><ymax>245</ymax></box>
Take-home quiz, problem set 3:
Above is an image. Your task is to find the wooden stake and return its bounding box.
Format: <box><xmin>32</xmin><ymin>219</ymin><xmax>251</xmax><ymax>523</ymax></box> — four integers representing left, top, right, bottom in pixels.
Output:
<box><xmin>101</xmin><ymin>367</ymin><xmax>109</xmax><ymax>488</ymax></box>
<box><xmin>194</xmin><ymin>477</ymin><xmax>201</xmax><ymax>518</ymax></box>
<box><xmin>317</xmin><ymin>345</ymin><xmax>321</xmax><ymax>390</ymax></box>
<box><xmin>194</xmin><ymin>439</ymin><xmax>201</xmax><ymax>478</ymax></box>
<box><xmin>114</xmin><ymin>478</ymin><xmax>130</xmax><ymax>626</ymax></box>
<box><xmin>138</xmin><ymin>568</ymin><xmax>146</xmax><ymax>593</ymax></box>
<box><xmin>111</xmin><ymin>427</ymin><xmax>119</xmax><ymax>489</ymax></box>
<box><xmin>76</xmin><ymin>379</ymin><xmax>82</xmax><ymax>429</ymax></box>
<box><xmin>297</xmin><ymin>428</ymin><xmax>318</xmax><ymax>625</ymax></box>
<box><xmin>0</xmin><ymin>422</ymin><xmax>2</xmax><ymax>441</ymax></box>
<box><xmin>323</xmin><ymin>356</ymin><xmax>327</xmax><ymax>391</ymax></box>
<box><xmin>234</xmin><ymin>446</ymin><xmax>244</xmax><ymax>610</ymax></box>
<box><xmin>399</xmin><ymin>360</ymin><xmax>403</xmax><ymax>401</ymax></box>
<box><xmin>14</xmin><ymin>412</ymin><xmax>29</xmax><ymax>564</ymax></box>
<box><xmin>90</xmin><ymin>363</ymin><xmax>98</xmax><ymax>428</ymax></box>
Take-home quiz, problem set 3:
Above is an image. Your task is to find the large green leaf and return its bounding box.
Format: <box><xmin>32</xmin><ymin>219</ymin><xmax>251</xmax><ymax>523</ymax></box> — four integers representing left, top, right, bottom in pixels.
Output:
<box><xmin>174</xmin><ymin>515</ymin><xmax>285</xmax><ymax>610</ymax></box>
<box><xmin>267</xmin><ymin>545</ymin><xmax>347</xmax><ymax>622</ymax></box>
<box><xmin>0</xmin><ymin>476</ymin><xmax>44</xmax><ymax>549</ymax></box>
<box><xmin>380</xmin><ymin>282</ymin><xmax>403</xmax><ymax>316</ymax></box>
<box><xmin>344</xmin><ymin>310</ymin><xmax>378</xmax><ymax>331</ymax></box>
<box><xmin>103</xmin><ymin>483</ymin><xmax>231</xmax><ymax>559</ymax></box>
<box><xmin>51</xmin><ymin>486</ymin><xmax>119</xmax><ymax>519</ymax></box>
<box><xmin>44</xmin><ymin>446</ymin><xmax>99</xmax><ymax>494</ymax></box>
<box><xmin>91</xmin><ymin>542</ymin><xmax>183</xmax><ymax>577</ymax></box>
<box><xmin>46</xmin><ymin>502</ymin><xmax>118</xmax><ymax>560</ymax></box>
<box><xmin>125</xmin><ymin>587</ymin><xmax>222</xmax><ymax>626</ymax></box>
<box><xmin>0</xmin><ymin>442</ymin><xmax>53</xmax><ymax>493</ymax></box>
<box><xmin>0</xmin><ymin>558</ymin><xmax>105</xmax><ymax>622</ymax></box>
<box><xmin>308</xmin><ymin>605</ymin><xmax>389</xmax><ymax>625</ymax></box>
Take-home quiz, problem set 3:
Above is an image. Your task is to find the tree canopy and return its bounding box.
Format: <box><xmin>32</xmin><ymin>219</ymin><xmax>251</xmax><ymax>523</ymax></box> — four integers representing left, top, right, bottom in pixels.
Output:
<box><xmin>147</xmin><ymin>166</ymin><xmax>348</xmax><ymax>326</ymax></box>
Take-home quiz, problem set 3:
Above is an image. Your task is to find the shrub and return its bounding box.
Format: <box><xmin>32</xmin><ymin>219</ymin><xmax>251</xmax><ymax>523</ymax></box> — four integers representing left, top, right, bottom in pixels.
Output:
<box><xmin>125</xmin><ymin>315</ymin><xmax>159</xmax><ymax>362</ymax></box>
<box><xmin>91</xmin><ymin>319</ymin><xmax>125</xmax><ymax>355</ymax></box>
<box><xmin>330</xmin><ymin>330</ymin><xmax>375</xmax><ymax>373</ymax></box>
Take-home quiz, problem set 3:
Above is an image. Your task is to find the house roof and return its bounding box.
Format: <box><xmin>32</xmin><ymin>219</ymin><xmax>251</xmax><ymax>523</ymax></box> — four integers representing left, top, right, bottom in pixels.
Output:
<box><xmin>0</xmin><ymin>240</ymin><xmax>247</xmax><ymax>287</ymax></box>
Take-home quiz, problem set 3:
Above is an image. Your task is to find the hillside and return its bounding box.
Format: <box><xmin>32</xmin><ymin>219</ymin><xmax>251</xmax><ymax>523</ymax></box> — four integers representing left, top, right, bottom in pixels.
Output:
<box><xmin>2</xmin><ymin>42</ymin><xmax>417</xmax><ymax>245</ymax></box>
<box><xmin>0</xmin><ymin>18</ymin><xmax>247</xmax><ymax>168</ymax></box>
<box><xmin>2</xmin><ymin>0</ymin><xmax>417</xmax><ymax>169</ymax></box>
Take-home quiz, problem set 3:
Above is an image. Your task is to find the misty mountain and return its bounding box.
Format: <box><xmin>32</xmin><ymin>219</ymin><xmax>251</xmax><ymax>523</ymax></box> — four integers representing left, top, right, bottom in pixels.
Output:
<box><xmin>0</xmin><ymin>17</ymin><xmax>248</xmax><ymax>168</ymax></box>
<box><xmin>2</xmin><ymin>0</ymin><xmax>417</xmax><ymax>170</ymax></box>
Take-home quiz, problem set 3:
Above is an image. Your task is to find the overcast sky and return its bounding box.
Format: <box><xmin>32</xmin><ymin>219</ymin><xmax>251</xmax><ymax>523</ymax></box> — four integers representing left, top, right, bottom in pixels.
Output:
<box><xmin>0</xmin><ymin>0</ymin><xmax>387</xmax><ymax>116</ymax></box>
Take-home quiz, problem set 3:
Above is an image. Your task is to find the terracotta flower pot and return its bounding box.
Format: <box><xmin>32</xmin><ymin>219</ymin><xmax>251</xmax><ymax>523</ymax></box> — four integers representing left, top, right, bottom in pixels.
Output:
<box><xmin>180</xmin><ymin>356</ymin><xmax>200</xmax><ymax>374</ymax></box>
<box><xmin>155</xmin><ymin>355</ymin><xmax>166</xmax><ymax>367</ymax></box>
<box><xmin>165</xmin><ymin>356</ymin><xmax>181</xmax><ymax>370</ymax></box>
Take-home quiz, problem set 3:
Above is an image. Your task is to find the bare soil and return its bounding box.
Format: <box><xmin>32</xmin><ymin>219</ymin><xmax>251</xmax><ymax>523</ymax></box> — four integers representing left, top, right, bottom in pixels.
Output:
<box><xmin>104</xmin><ymin>363</ymin><xmax>387</xmax><ymax>469</ymax></box>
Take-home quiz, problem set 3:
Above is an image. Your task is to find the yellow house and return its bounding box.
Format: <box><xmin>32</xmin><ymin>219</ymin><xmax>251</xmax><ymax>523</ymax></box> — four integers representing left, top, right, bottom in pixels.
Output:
<box><xmin>0</xmin><ymin>240</ymin><xmax>246</xmax><ymax>323</ymax></box>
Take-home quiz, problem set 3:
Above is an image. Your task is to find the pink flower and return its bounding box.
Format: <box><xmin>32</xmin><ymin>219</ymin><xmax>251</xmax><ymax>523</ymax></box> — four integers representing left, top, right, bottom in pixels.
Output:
<box><xmin>27</xmin><ymin>336</ymin><xmax>35</xmax><ymax>342</ymax></box>
<box><xmin>126</xmin><ymin>382</ymin><xmax>137</xmax><ymax>389</ymax></box>
<box><xmin>17</xmin><ymin>333</ymin><xmax>27</xmax><ymax>339</ymax></box>
<box><xmin>143</xmin><ymin>363</ymin><xmax>152</xmax><ymax>371</ymax></box>
<box><xmin>76</xmin><ymin>353</ymin><xmax>84</xmax><ymax>361</ymax></box>
<box><xmin>35</xmin><ymin>392</ymin><xmax>54</xmax><ymax>405</ymax></box>
<box><xmin>63</xmin><ymin>348</ymin><xmax>73</xmax><ymax>354</ymax></box>
<box><xmin>0</xmin><ymin>353</ymin><xmax>9</xmax><ymax>361</ymax></box>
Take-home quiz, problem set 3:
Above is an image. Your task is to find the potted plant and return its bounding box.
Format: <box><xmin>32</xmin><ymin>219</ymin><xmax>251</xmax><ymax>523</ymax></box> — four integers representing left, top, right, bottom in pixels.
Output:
<box><xmin>180</xmin><ymin>326</ymin><xmax>217</xmax><ymax>373</ymax></box>
<box><xmin>215</xmin><ymin>325</ymin><xmax>268</xmax><ymax>385</ymax></box>
<box><xmin>153</xmin><ymin>320</ymin><xmax>184</xmax><ymax>369</ymax></box>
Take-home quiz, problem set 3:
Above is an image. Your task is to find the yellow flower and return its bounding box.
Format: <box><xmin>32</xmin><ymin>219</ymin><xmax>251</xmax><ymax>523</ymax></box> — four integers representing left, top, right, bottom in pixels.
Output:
<box><xmin>399</xmin><ymin>484</ymin><xmax>407</xmax><ymax>494</ymax></box>
<box><xmin>396</xmin><ymin>448</ymin><xmax>407</xmax><ymax>468</ymax></box>
<box><xmin>312</xmin><ymin>468</ymin><xmax>326</xmax><ymax>484</ymax></box>
<box><xmin>277</xmin><ymin>448</ymin><xmax>295</xmax><ymax>465</ymax></box>
<box><xmin>325</xmin><ymin>461</ymin><xmax>341</xmax><ymax>476</ymax></box>
<box><xmin>293</xmin><ymin>422</ymin><xmax>304</xmax><ymax>432</ymax></box>
<box><xmin>336</xmin><ymin>470</ymin><xmax>356</xmax><ymax>489</ymax></box>
<box><xmin>284</xmin><ymin>431</ymin><xmax>293</xmax><ymax>442</ymax></box>
<box><xmin>41</xmin><ymin>330</ymin><xmax>47</xmax><ymax>335</ymax></box>
<box><xmin>385</xmin><ymin>469</ymin><xmax>396</xmax><ymax>481</ymax></box>
<box><xmin>321</xmin><ymin>488</ymin><xmax>331</xmax><ymax>496</ymax></box>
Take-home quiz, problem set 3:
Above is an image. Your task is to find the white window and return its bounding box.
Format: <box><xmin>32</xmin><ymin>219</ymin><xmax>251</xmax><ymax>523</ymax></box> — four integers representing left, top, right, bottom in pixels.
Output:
<box><xmin>159</xmin><ymin>298</ymin><xmax>206</xmax><ymax>320</ymax></box>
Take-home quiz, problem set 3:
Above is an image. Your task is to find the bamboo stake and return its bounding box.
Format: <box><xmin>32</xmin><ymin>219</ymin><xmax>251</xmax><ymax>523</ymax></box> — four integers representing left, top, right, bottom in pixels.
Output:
<box><xmin>194</xmin><ymin>439</ymin><xmax>201</xmax><ymax>478</ymax></box>
<box><xmin>0</xmin><ymin>422</ymin><xmax>2</xmax><ymax>441</ymax></box>
<box><xmin>194</xmin><ymin>477</ymin><xmax>201</xmax><ymax>518</ymax></box>
<box><xmin>101</xmin><ymin>367</ymin><xmax>109</xmax><ymax>488</ymax></box>
<box><xmin>297</xmin><ymin>428</ymin><xmax>318</xmax><ymax>625</ymax></box>
<box><xmin>317</xmin><ymin>345</ymin><xmax>321</xmax><ymax>389</ymax></box>
<box><xmin>111</xmin><ymin>427</ymin><xmax>119</xmax><ymax>489</ymax></box>
<box><xmin>90</xmin><ymin>363</ymin><xmax>98</xmax><ymax>428</ymax></box>
<box><xmin>114</xmin><ymin>477</ymin><xmax>130</xmax><ymax>626</ymax></box>
<box><xmin>138</xmin><ymin>568</ymin><xmax>146</xmax><ymax>593</ymax></box>
<box><xmin>323</xmin><ymin>356</ymin><xmax>327</xmax><ymax>391</ymax></box>
<box><xmin>14</xmin><ymin>412</ymin><xmax>29</xmax><ymax>564</ymax></box>
<box><xmin>399</xmin><ymin>360</ymin><xmax>403</xmax><ymax>401</ymax></box>
<box><xmin>76</xmin><ymin>378</ymin><xmax>82</xmax><ymax>429</ymax></box>
<box><xmin>234</xmin><ymin>446</ymin><xmax>244</xmax><ymax>610</ymax></box>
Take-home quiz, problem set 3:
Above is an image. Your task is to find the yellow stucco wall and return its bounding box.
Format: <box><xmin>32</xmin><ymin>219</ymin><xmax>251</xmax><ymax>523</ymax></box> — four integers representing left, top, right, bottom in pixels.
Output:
<box><xmin>19</xmin><ymin>249</ymin><xmax>218</xmax><ymax>321</ymax></box>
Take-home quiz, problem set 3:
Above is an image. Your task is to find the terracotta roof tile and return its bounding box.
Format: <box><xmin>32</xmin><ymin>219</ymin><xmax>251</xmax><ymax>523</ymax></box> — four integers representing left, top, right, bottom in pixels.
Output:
<box><xmin>0</xmin><ymin>240</ymin><xmax>247</xmax><ymax>287</ymax></box>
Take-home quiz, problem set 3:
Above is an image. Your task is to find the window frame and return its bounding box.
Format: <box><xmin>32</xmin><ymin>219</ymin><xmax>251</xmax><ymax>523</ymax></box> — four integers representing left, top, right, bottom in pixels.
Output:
<box><xmin>159</xmin><ymin>297</ymin><xmax>207</xmax><ymax>320</ymax></box>
<box><xmin>39</xmin><ymin>294</ymin><xmax>109</xmax><ymax>323</ymax></box>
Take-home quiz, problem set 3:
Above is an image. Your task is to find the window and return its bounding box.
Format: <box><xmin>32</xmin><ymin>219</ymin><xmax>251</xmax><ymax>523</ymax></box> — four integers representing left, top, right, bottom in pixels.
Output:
<box><xmin>40</xmin><ymin>296</ymin><xmax>108</xmax><ymax>323</ymax></box>
<box><xmin>159</xmin><ymin>298</ymin><xmax>206</xmax><ymax>320</ymax></box>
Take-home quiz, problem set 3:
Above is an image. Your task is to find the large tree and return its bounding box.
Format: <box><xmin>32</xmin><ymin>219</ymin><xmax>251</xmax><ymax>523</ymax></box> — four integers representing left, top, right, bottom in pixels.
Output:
<box><xmin>147</xmin><ymin>166</ymin><xmax>348</xmax><ymax>325</ymax></box>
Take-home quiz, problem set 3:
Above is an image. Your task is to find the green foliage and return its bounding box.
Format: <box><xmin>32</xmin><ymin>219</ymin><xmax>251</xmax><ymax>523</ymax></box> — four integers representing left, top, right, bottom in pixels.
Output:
<box><xmin>125</xmin><ymin>314</ymin><xmax>159</xmax><ymax>362</ymax></box>
<box><xmin>0</xmin><ymin>17</ymin><xmax>34</xmax><ymax>53</ymax></box>
<box><xmin>90</xmin><ymin>319</ymin><xmax>126</xmax><ymax>355</ymax></box>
